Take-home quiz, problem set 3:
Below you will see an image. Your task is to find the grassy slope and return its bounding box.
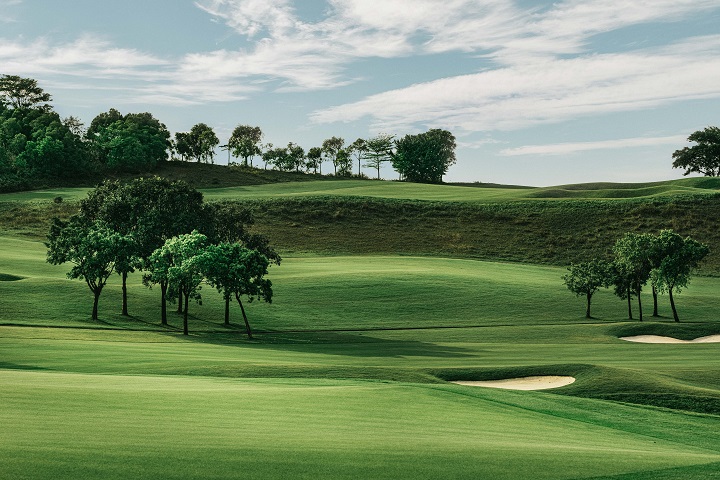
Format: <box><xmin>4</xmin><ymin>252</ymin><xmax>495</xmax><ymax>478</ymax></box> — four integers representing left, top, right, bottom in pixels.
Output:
<box><xmin>3</xmin><ymin>175</ymin><xmax>720</xmax><ymax>478</ymax></box>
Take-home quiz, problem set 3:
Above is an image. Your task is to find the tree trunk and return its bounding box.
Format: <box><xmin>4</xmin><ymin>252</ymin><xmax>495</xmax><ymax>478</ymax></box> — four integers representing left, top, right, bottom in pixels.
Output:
<box><xmin>585</xmin><ymin>293</ymin><xmax>592</xmax><ymax>319</ymax></box>
<box><xmin>177</xmin><ymin>290</ymin><xmax>183</xmax><ymax>314</ymax></box>
<box><xmin>358</xmin><ymin>158</ymin><xmax>361</xmax><ymax>176</ymax></box>
<box><xmin>637</xmin><ymin>289</ymin><xmax>643</xmax><ymax>322</ymax></box>
<box><xmin>627</xmin><ymin>287</ymin><xmax>633</xmax><ymax>320</ymax></box>
<box><xmin>121</xmin><ymin>271</ymin><xmax>129</xmax><ymax>316</ymax></box>
<box><xmin>92</xmin><ymin>289</ymin><xmax>101</xmax><ymax>321</ymax></box>
<box><xmin>377</xmin><ymin>165</ymin><xmax>380</xmax><ymax>180</ymax></box>
<box><xmin>183</xmin><ymin>290</ymin><xmax>189</xmax><ymax>335</ymax></box>
<box><xmin>236</xmin><ymin>294</ymin><xmax>253</xmax><ymax>339</ymax></box>
<box><xmin>669</xmin><ymin>288</ymin><xmax>680</xmax><ymax>322</ymax></box>
<box><xmin>225</xmin><ymin>295</ymin><xmax>230</xmax><ymax>326</ymax></box>
<box><xmin>160</xmin><ymin>282</ymin><xmax>168</xmax><ymax>325</ymax></box>
<box><xmin>652</xmin><ymin>285</ymin><xmax>658</xmax><ymax>317</ymax></box>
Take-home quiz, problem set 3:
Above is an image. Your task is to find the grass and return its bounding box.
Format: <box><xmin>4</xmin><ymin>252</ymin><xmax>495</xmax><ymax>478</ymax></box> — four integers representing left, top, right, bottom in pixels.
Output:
<box><xmin>3</xmin><ymin>175</ymin><xmax>720</xmax><ymax>478</ymax></box>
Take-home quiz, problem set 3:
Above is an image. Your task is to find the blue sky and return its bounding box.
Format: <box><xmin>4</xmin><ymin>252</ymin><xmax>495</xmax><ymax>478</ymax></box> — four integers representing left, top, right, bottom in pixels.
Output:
<box><xmin>2</xmin><ymin>0</ymin><xmax>720</xmax><ymax>185</ymax></box>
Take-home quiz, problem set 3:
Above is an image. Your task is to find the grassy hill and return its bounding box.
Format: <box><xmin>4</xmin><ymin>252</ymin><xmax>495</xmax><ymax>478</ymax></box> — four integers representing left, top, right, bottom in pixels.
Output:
<box><xmin>3</xmin><ymin>169</ymin><xmax>720</xmax><ymax>478</ymax></box>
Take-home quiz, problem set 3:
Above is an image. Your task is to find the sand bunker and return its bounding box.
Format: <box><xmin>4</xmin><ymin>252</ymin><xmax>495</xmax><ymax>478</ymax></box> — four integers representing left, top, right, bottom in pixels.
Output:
<box><xmin>452</xmin><ymin>376</ymin><xmax>576</xmax><ymax>391</ymax></box>
<box><xmin>620</xmin><ymin>335</ymin><xmax>720</xmax><ymax>344</ymax></box>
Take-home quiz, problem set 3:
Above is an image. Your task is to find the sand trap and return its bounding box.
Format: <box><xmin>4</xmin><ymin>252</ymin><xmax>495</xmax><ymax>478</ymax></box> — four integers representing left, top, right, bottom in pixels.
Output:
<box><xmin>620</xmin><ymin>335</ymin><xmax>720</xmax><ymax>344</ymax></box>
<box><xmin>452</xmin><ymin>376</ymin><xmax>576</xmax><ymax>391</ymax></box>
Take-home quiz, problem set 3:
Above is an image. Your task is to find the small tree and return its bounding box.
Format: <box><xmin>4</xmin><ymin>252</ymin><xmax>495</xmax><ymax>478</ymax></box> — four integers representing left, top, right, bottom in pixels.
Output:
<box><xmin>306</xmin><ymin>146</ymin><xmax>323</xmax><ymax>174</ymax></box>
<box><xmin>322</xmin><ymin>136</ymin><xmax>344</xmax><ymax>175</ymax></box>
<box><xmin>336</xmin><ymin>148</ymin><xmax>352</xmax><ymax>177</ymax></box>
<box><xmin>363</xmin><ymin>134</ymin><xmax>395</xmax><ymax>180</ymax></box>
<box><xmin>563</xmin><ymin>259</ymin><xmax>613</xmax><ymax>318</ymax></box>
<box><xmin>651</xmin><ymin>230</ymin><xmax>709</xmax><ymax>322</ymax></box>
<box><xmin>348</xmin><ymin>138</ymin><xmax>367</xmax><ymax>176</ymax></box>
<box><xmin>286</xmin><ymin>142</ymin><xmax>305</xmax><ymax>172</ymax></box>
<box><xmin>672</xmin><ymin>127</ymin><xmax>720</xmax><ymax>177</ymax></box>
<box><xmin>228</xmin><ymin>125</ymin><xmax>263</xmax><ymax>167</ymax></box>
<box><xmin>149</xmin><ymin>231</ymin><xmax>209</xmax><ymax>335</ymax></box>
<box><xmin>202</xmin><ymin>243</ymin><xmax>273</xmax><ymax>337</ymax></box>
<box><xmin>610</xmin><ymin>261</ymin><xmax>635</xmax><ymax>320</ymax></box>
<box><xmin>613</xmin><ymin>233</ymin><xmax>654</xmax><ymax>321</ymax></box>
<box><xmin>46</xmin><ymin>218</ymin><xmax>123</xmax><ymax>320</ymax></box>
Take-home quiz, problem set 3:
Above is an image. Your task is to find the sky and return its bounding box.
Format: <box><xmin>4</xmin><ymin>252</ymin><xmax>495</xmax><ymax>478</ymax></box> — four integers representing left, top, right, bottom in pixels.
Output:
<box><xmin>1</xmin><ymin>0</ymin><xmax>720</xmax><ymax>186</ymax></box>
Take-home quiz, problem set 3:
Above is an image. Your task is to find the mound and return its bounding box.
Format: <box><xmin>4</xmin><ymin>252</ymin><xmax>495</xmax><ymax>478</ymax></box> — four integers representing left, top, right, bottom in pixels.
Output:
<box><xmin>452</xmin><ymin>376</ymin><xmax>576</xmax><ymax>390</ymax></box>
<box><xmin>620</xmin><ymin>335</ymin><xmax>720</xmax><ymax>344</ymax></box>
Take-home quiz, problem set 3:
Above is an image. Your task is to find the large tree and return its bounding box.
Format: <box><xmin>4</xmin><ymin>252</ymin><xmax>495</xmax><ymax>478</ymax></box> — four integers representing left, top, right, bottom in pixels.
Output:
<box><xmin>392</xmin><ymin>129</ymin><xmax>456</xmax><ymax>184</ymax></box>
<box><xmin>46</xmin><ymin>217</ymin><xmax>125</xmax><ymax>320</ymax></box>
<box><xmin>651</xmin><ymin>230</ymin><xmax>709</xmax><ymax>322</ymax></box>
<box><xmin>228</xmin><ymin>125</ymin><xmax>263</xmax><ymax>167</ymax></box>
<box><xmin>202</xmin><ymin>243</ymin><xmax>273</xmax><ymax>336</ymax></box>
<box><xmin>0</xmin><ymin>75</ymin><xmax>52</xmax><ymax>110</ymax></box>
<box><xmin>87</xmin><ymin>110</ymin><xmax>170</xmax><ymax>172</ymax></box>
<box><xmin>672</xmin><ymin>126</ymin><xmax>720</xmax><ymax>176</ymax></box>
<box><xmin>563</xmin><ymin>259</ymin><xmax>613</xmax><ymax>318</ymax></box>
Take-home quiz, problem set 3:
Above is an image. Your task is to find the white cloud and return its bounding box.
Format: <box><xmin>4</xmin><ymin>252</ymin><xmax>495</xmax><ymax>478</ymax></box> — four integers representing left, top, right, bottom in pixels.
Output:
<box><xmin>0</xmin><ymin>0</ymin><xmax>21</xmax><ymax>23</ymax></box>
<box><xmin>499</xmin><ymin>135</ymin><xmax>689</xmax><ymax>156</ymax></box>
<box><xmin>310</xmin><ymin>35</ymin><xmax>720</xmax><ymax>132</ymax></box>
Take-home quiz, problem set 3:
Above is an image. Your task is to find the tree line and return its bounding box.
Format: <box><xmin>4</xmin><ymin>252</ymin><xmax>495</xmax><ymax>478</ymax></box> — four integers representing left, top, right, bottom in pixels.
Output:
<box><xmin>0</xmin><ymin>75</ymin><xmax>456</xmax><ymax>191</ymax></box>
<box><xmin>46</xmin><ymin>178</ymin><xmax>279</xmax><ymax>336</ymax></box>
<box><xmin>563</xmin><ymin>230</ymin><xmax>709</xmax><ymax>322</ymax></box>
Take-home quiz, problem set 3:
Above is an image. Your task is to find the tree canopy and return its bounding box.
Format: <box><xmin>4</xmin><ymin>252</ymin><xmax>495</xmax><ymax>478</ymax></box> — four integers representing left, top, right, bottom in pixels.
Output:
<box><xmin>228</xmin><ymin>125</ymin><xmax>263</xmax><ymax>166</ymax></box>
<box><xmin>0</xmin><ymin>75</ymin><xmax>52</xmax><ymax>110</ymax></box>
<box><xmin>672</xmin><ymin>126</ymin><xmax>720</xmax><ymax>177</ymax></box>
<box><xmin>563</xmin><ymin>259</ymin><xmax>613</xmax><ymax>318</ymax></box>
<box><xmin>392</xmin><ymin>129</ymin><xmax>456</xmax><ymax>184</ymax></box>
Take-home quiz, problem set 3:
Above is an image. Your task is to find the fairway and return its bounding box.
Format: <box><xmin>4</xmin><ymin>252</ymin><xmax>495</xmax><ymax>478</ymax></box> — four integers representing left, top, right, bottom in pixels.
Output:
<box><xmin>2</xmin><ymin>178</ymin><xmax>720</xmax><ymax>479</ymax></box>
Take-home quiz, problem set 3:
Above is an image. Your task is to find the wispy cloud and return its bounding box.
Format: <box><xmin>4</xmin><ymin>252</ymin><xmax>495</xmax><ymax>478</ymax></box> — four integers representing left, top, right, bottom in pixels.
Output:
<box><xmin>311</xmin><ymin>35</ymin><xmax>720</xmax><ymax>132</ymax></box>
<box><xmin>499</xmin><ymin>135</ymin><xmax>689</xmax><ymax>156</ymax></box>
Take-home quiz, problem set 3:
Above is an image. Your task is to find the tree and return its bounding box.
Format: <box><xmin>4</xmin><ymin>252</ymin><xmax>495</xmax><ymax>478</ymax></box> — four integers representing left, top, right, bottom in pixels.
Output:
<box><xmin>610</xmin><ymin>260</ymin><xmax>636</xmax><ymax>320</ymax></box>
<box><xmin>651</xmin><ymin>230</ymin><xmax>709</xmax><ymax>322</ymax></box>
<box><xmin>182</xmin><ymin>123</ymin><xmax>219</xmax><ymax>164</ymax></box>
<box><xmin>563</xmin><ymin>259</ymin><xmax>613</xmax><ymax>318</ymax></box>
<box><xmin>363</xmin><ymin>134</ymin><xmax>394</xmax><ymax>180</ymax></box>
<box><xmin>149</xmin><ymin>231</ymin><xmax>209</xmax><ymax>335</ymax></box>
<box><xmin>335</xmin><ymin>148</ymin><xmax>352</xmax><ymax>177</ymax></box>
<box><xmin>613</xmin><ymin>233</ymin><xmax>654</xmax><ymax>321</ymax></box>
<box><xmin>0</xmin><ymin>75</ymin><xmax>52</xmax><ymax>110</ymax></box>
<box><xmin>228</xmin><ymin>125</ymin><xmax>263</xmax><ymax>166</ymax></box>
<box><xmin>393</xmin><ymin>129</ymin><xmax>456</xmax><ymax>183</ymax></box>
<box><xmin>306</xmin><ymin>146</ymin><xmax>322</xmax><ymax>174</ymax></box>
<box><xmin>80</xmin><ymin>178</ymin><xmax>206</xmax><ymax>320</ymax></box>
<box><xmin>174</xmin><ymin>132</ymin><xmax>192</xmax><ymax>162</ymax></box>
<box><xmin>322</xmin><ymin>136</ymin><xmax>344</xmax><ymax>175</ymax></box>
<box><xmin>202</xmin><ymin>243</ymin><xmax>273</xmax><ymax>336</ymax></box>
<box><xmin>87</xmin><ymin>110</ymin><xmax>170</xmax><ymax>172</ymax></box>
<box><xmin>286</xmin><ymin>142</ymin><xmax>305</xmax><ymax>172</ymax></box>
<box><xmin>348</xmin><ymin>138</ymin><xmax>367</xmax><ymax>176</ymax></box>
<box><xmin>46</xmin><ymin>217</ymin><xmax>124</xmax><ymax>321</ymax></box>
<box><xmin>672</xmin><ymin>127</ymin><xmax>720</xmax><ymax>176</ymax></box>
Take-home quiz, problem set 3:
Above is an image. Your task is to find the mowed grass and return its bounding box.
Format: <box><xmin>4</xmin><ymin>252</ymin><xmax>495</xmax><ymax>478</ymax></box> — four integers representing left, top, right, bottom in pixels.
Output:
<box><xmin>2</xmin><ymin>235</ymin><xmax>720</xmax><ymax>480</ymax></box>
<box><xmin>3</xmin><ymin>175</ymin><xmax>720</xmax><ymax>479</ymax></box>
<box><xmin>2</xmin><ymin>369</ymin><xmax>720</xmax><ymax>480</ymax></box>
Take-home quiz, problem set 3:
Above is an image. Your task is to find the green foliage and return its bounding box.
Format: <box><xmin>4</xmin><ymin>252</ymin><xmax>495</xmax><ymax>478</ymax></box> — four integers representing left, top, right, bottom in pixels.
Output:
<box><xmin>672</xmin><ymin>126</ymin><xmax>720</xmax><ymax>176</ymax></box>
<box><xmin>174</xmin><ymin>123</ymin><xmax>219</xmax><ymax>164</ymax></box>
<box><xmin>87</xmin><ymin>109</ymin><xmax>170</xmax><ymax>172</ymax></box>
<box><xmin>392</xmin><ymin>129</ymin><xmax>456</xmax><ymax>184</ymax></box>
<box><xmin>228</xmin><ymin>124</ymin><xmax>262</xmax><ymax>166</ymax></box>
<box><xmin>46</xmin><ymin>216</ymin><xmax>127</xmax><ymax>320</ymax></box>
<box><xmin>0</xmin><ymin>74</ymin><xmax>52</xmax><ymax>110</ymax></box>
<box><xmin>305</xmin><ymin>146</ymin><xmax>323</xmax><ymax>174</ymax></box>
<box><xmin>563</xmin><ymin>259</ymin><xmax>613</xmax><ymax>318</ymax></box>
<box><xmin>322</xmin><ymin>136</ymin><xmax>344</xmax><ymax>175</ymax></box>
<box><xmin>363</xmin><ymin>134</ymin><xmax>394</xmax><ymax>180</ymax></box>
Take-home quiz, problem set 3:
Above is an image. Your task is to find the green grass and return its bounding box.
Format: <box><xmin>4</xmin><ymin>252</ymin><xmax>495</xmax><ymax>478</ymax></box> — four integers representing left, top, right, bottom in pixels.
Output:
<box><xmin>3</xmin><ymin>175</ymin><xmax>720</xmax><ymax>478</ymax></box>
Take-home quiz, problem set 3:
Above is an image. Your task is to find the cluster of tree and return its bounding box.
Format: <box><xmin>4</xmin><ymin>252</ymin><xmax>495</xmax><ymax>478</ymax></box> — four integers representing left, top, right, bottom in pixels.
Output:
<box><xmin>563</xmin><ymin>230</ymin><xmax>709</xmax><ymax>322</ymax></box>
<box><xmin>1</xmin><ymin>75</ymin><xmax>458</xmax><ymax>189</ymax></box>
<box><xmin>46</xmin><ymin>178</ymin><xmax>279</xmax><ymax>336</ymax></box>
